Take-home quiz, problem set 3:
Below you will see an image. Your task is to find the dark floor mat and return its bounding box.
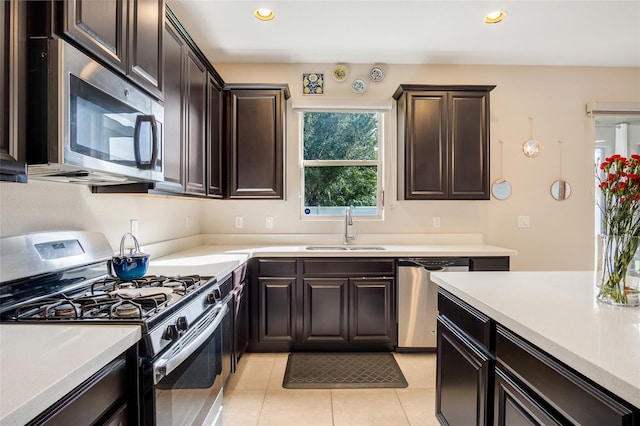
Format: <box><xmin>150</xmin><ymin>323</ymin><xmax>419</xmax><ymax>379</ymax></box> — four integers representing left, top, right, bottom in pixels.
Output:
<box><xmin>283</xmin><ymin>352</ymin><xmax>408</xmax><ymax>389</ymax></box>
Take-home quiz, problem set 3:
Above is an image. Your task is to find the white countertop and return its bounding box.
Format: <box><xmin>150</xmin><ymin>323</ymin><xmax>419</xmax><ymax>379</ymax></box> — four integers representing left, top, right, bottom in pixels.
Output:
<box><xmin>147</xmin><ymin>250</ymin><xmax>250</xmax><ymax>278</ymax></box>
<box><xmin>430</xmin><ymin>270</ymin><xmax>640</xmax><ymax>408</ymax></box>
<box><xmin>147</xmin><ymin>243</ymin><xmax>515</xmax><ymax>270</ymax></box>
<box><xmin>0</xmin><ymin>324</ymin><xmax>141</xmax><ymax>426</ymax></box>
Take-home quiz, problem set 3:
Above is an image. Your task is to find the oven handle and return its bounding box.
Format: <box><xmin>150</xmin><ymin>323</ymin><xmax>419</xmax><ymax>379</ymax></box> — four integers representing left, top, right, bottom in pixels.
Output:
<box><xmin>153</xmin><ymin>303</ymin><xmax>229</xmax><ymax>384</ymax></box>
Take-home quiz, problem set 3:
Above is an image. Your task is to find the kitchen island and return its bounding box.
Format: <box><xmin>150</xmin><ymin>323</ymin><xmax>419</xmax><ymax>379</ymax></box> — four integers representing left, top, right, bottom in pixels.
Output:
<box><xmin>430</xmin><ymin>270</ymin><xmax>640</xmax><ymax>424</ymax></box>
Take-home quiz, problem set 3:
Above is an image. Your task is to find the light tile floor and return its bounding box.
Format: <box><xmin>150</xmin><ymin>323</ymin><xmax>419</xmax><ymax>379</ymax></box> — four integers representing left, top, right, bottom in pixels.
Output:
<box><xmin>223</xmin><ymin>352</ymin><xmax>440</xmax><ymax>426</ymax></box>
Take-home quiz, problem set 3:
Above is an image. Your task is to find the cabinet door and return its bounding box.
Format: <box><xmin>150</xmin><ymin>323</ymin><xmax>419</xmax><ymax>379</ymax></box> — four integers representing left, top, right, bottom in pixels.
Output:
<box><xmin>1</xmin><ymin>2</ymin><xmax>7</xmax><ymax>157</ymax></box>
<box><xmin>156</xmin><ymin>21</ymin><xmax>185</xmax><ymax>193</ymax></box>
<box><xmin>128</xmin><ymin>0</ymin><xmax>163</xmax><ymax>98</ymax></box>
<box><xmin>226</xmin><ymin>89</ymin><xmax>284</xmax><ymax>199</ymax></box>
<box><xmin>63</xmin><ymin>0</ymin><xmax>127</xmax><ymax>73</ymax></box>
<box><xmin>257</xmin><ymin>277</ymin><xmax>296</xmax><ymax>344</ymax></box>
<box><xmin>207</xmin><ymin>74</ymin><xmax>223</xmax><ymax>197</ymax></box>
<box><xmin>448</xmin><ymin>91</ymin><xmax>490</xmax><ymax>199</ymax></box>
<box><xmin>302</xmin><ymin>278</ymin><xmax>348</xmax><ymax>344</ymax></box>
<box><xmin>436</xmin><ymin>316</ymin><xmax>492</xmax><ymax>426</ymax></box>
<box><xmin>349</xmin><ymin>278</ymin><xmax>394</xmax><ymax>343</ymax></box>
<box><xmin>402</xmin><ymin>91</ymin><xmax>447</xmax><ymax>199</ymax></box>
<box><xmin>184</xmin><ymin>50</ymin><xmax>207</xmax><ymax>195</ymax></box>
<box><xmin>495</xmin><ymin>367</ymin><xmax>564</xmax><ymax>426</ymax></box>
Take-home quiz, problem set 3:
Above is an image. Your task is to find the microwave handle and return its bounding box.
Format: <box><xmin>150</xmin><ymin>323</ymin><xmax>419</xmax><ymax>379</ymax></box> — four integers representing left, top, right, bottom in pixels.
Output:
<box><xmin>134</xmin><ymin>115</ymin><xmax>159</xmax><ymax>170</ymax></box>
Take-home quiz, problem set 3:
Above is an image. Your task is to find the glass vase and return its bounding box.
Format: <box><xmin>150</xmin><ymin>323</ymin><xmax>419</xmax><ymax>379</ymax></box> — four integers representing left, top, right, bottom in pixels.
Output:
<box><xmin>596</xmin><ymin>234</ymin><xmax>640</xmax><ymax>307</ymax></box>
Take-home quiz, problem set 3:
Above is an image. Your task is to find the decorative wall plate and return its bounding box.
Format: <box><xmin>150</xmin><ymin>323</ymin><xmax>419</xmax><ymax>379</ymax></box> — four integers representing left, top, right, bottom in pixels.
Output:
<box><xmin>332</xmin><ymin>65</ymin><xmax>348</xmax><ymax>82</ymax></box>
<box><xmin>302</xmin><ymin>73</ymin><xmax>324</xmax><ymax>95</ymax></box>
<box><xmin>368</xmin><ymin>66</ymin><xmax>385</xmax><ymax>82</ymax></box>
<box><xmin>351</xmin><ymin>77</ymin><xmax>367</xmax><ymax>94</ymax></box>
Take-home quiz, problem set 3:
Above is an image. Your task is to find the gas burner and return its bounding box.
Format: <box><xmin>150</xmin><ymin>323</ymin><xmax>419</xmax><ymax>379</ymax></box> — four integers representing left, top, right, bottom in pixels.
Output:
<box><xmin>117</xmin><ymin>282</ymin><xmax>136</xmax><ymax>289</ymax></box>
<box><xmin>113</xmin><ymin>302</ymin><xmax>143</xmax><ymax>318</ymax></box>
<box><xmin>52</xmin><ymin>302</ymin><xmax>81</xmax><ymax>318</ymax></box>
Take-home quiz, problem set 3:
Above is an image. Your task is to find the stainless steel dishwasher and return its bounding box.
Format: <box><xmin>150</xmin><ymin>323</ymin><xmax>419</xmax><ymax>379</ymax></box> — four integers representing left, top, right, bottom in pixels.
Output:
<box><xmin>397</xmin><ymin>257</ymin><xmax>469</xmax><ymax>350</ymax></box>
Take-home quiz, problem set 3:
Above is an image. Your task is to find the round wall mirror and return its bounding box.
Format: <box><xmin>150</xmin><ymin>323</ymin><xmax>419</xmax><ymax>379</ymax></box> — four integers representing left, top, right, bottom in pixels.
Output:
<box><xmin>522</xmin><ymin>139</ymin><xmax>540</xmax><ymax>158</ymax></box>
<box><xmin>550</xmin><ymin>180</ymin><xmax>571</xmax><ymax>201</ymax></box>
<box><xmin>491</xmin><ymin>180</ymin><xmax>512</xmax><ymax>200</ymax></box>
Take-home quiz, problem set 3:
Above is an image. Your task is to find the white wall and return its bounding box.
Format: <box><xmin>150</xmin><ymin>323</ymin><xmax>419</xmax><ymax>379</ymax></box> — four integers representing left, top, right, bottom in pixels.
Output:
<box><xmin>207</xmin><ymin>63</ymin><xmax>640</xmax><ymax>271</ymax></box>
<box><xmin>0</xmin><ymin>181</ymin><xmax>203</xmax><ymax>253</ymax></box>
<box><xmin>1</xmin><ymin>63</ymin><xmax>638</xmax><ymax>271</ymax></box>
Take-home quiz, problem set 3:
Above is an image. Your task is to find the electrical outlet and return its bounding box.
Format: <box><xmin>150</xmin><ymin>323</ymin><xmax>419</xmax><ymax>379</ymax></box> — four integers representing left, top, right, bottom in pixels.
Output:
<box><xmin>265</xmin><ymin>217</ymin><xmax>274</xmax><ymax>229</ymax></box>
<box><xmin>130</xmin><ymin>219</ymin><xmax>139</xmax><ymax>237</ymax></box>
<box><xmin>518</xmin><ymin>216</ymin><xmax>530</xmax><ymax>228</ymax></box>
<box><xmin>432</xmin><ymin>217</ymin><xmax>441</xmax><ymax>228</ymax></box>
<box><xmin>235</xmin><ymin>216</ymin><xmax>244</xmax><ymax>229</ymax></box>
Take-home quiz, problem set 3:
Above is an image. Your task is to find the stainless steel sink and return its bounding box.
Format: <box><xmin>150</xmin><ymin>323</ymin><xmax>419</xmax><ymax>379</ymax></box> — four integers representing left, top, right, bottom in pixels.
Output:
<box><xmin>305</xmin><ymin>246</ymin><xmax>348</xmax><ymax>251</ymax></box>
<box><xmin>305</xmin><ymin>245</ymin><xmax>386</xmax><ymax>251</ymax></box>
<box><xmin>346</xmin><ymin>246</ymin><xmax>386</xmax><ymax>251</ymax></box>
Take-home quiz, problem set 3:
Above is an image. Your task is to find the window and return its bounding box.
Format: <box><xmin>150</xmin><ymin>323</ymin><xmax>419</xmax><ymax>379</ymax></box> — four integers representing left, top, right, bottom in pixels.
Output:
<box><xmin>301</xmin><ymin>111</ymin><xmax>383</xmax><ymax>217</ymax></box>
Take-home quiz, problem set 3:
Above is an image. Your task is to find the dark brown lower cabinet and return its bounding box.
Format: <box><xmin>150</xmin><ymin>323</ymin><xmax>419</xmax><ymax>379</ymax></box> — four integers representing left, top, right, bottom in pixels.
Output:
<box><xmin>469</xmin><ymin>256</ymin><xmax>510</xmax><ymax>271</ymax></box>
<box><xmin>350</xmin><ymin>277</ymin><xmax>395</xmax><ymax>344</ymax></box>
<box><xmin>249</xmin><ymin>258</ymin><xmax>395</xmax><ymax>352</ymax></box>
<box><xmin>302</xmin><ymin>278</ymin><xmax>348</xmax><ymax>344</ymax></box>
<box><xmin>257</xmin><ymin>276</ymin><xmax>297</xmax><ymax>345</ymax></box>
<box><xmin>495</xmin><ymin>367</ymin><xmax>564</xmax><ymax>426</ymax></box>
<box><xmin>437</xmin><ymin>288</ymin><xmax>640</xmax><ymax>426</ymax></box>
<box><xmin>436</xmin><ymin>316</ymin><xmax>493</xmax><ymax>426</ymax></box>
<box><xmin>496</xmin><ymin>326</ymin><xmax>637</xmax><ymax>426</ymax></box>
<box><xmin>28</xmin><ymin>346</ymin><xmax>139</xmax><ymax>425</ymax></box>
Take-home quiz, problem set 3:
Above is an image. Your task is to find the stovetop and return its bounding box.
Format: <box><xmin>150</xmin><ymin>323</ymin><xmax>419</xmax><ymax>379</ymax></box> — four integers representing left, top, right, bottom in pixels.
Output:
<box><xmin>0</xmin><ymin>231</ymin><xmax>237</xmax><ymax>358</ymax></box>
<box><xmin>8</xmin><ymin>274</ymin><xmax>210</xmax><ymax>322</ymax></box>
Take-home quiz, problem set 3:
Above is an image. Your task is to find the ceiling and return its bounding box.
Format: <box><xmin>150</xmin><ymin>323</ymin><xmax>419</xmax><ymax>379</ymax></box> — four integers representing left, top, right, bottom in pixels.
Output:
<box><xmin>166</xmin><ymin>0</ymin><xmax>640</xmax><ymax>67</ymax></box>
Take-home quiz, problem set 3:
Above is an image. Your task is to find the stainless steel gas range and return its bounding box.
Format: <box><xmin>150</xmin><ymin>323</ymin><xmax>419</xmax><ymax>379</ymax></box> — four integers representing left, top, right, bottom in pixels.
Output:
<box><xmin>0</xmin><ymin>231</ymin><xmax>233</xmax><ymax>425</ymax></box>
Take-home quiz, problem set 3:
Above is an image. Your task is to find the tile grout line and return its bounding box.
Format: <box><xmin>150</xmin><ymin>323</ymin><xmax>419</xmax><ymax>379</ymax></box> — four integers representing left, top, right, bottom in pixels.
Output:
<box><xmin>255</xmin><ymin>353</ymin><xmax>280</xmax><ymax>425</ymax></box>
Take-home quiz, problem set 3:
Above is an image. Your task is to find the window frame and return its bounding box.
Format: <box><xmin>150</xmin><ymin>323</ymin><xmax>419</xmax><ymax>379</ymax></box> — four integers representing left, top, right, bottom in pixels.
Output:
<box><xmin>299</xmin><ymin>109</ymin><xmax>385</xmax><ymax>220</ymax></box>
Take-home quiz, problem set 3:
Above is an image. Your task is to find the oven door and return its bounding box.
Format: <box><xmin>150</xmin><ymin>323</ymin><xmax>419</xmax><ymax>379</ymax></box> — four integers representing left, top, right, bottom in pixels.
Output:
<box><xmin>152</xmin><ymin>303</ymin><xmax>228</xmax><ymax>426</ymax></box>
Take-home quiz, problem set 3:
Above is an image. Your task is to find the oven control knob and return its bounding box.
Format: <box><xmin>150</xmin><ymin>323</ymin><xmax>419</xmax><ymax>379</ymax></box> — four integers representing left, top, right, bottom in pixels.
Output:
<box><xmin>163</xmin><ymin>324</ymin><xmax>180</xmax><ymax>341</ymax></box>
<box><xmin>206</xmin><ymin>293</ymin><xmax>218</xmax><ymax>304</ymax></box>
<box><xmin>176</xmin><ymin>316</ymin><xmax>188</xmax><ymax>331</ymax></box>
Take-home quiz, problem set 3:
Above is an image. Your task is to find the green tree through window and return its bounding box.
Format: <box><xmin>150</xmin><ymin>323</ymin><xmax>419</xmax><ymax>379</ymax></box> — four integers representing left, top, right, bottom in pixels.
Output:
<box><xmin>302</xmin><ymin>111</ymin><xmax>381</xmax><ymax>216</ymax></box>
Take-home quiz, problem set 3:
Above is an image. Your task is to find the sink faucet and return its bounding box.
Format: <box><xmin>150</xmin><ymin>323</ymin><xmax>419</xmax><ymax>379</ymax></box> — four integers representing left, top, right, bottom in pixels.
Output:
<box><xmin>344</xmin><ymin>207</ymin><xmax>356</xmax><ymax>244</ymax></box>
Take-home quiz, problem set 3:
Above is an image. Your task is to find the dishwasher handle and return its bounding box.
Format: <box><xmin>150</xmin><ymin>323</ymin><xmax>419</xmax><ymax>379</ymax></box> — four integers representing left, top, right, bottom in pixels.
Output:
<box><xmin>398</xmin><ymin>257</ymin><xmax>469</xmax><ymax>270</ymax></box>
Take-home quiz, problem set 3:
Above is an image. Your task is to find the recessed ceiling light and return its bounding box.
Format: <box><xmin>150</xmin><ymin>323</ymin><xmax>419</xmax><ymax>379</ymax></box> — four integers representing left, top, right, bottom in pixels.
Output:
<box><xmin>484</xmin><ymin>10</ymin><xmax>506</xmax><ymax>24</ymax></box>
<box><xmin>255</xmin><ymin>8</ymin><xmax>275</xmax><ymax>21</ymax></box>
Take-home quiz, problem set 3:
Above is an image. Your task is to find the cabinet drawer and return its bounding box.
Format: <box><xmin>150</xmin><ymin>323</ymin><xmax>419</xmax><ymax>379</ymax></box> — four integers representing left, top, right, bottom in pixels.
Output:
<box><xmin>495</xmin><ymin>366</ymin><xmax>565</xmax><ymax>425</ymax></box>
<box><xmin>496</xmin><ymin>325</ymin><xmax>636</xmax><ymax>426</ymax></box>
<box><xmin>303</xmin><ymin>259</ymin><xmax>395</xmax><ymax>277</ymax></box>
<box><xmin>257</xmin><ymin>259</ymin><xmax>297</xmax><ymax>276</ymax></box>
<box><xmin>437</xmin><ymin>289</ymin><xmax>493</xmax><ymax>351</ymax></box>
<box><xmin>469</xmin><ymin>256</ymin><xmax>510</xmax><ymax>271</ymax></box>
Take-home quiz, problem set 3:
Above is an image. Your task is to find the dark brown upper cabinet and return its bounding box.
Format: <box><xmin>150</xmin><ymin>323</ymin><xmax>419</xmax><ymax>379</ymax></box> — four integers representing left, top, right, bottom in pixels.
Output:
<box><xmin>62</xmin><ymin>0</ymin><xmax>164</xmax><ymax>99</ymax></box>
<box><xmin>394</xmin><ymin>85</ymin><xmax>495</xmax><ymax>200</ymax></box>
<box><xmin>207</xmin><ymin>74</ymin><xmax>223</xmax><ymax>198</ymax></box>
<box><xmin>155</xmin><ymin>18</ymin><xmax>185</xmax><ymax>194</ymax></box>
<box><xmin>224</xmin><ymin>84</ymin><xmax>290</xmax><ymax>199</ymax></box>
<box><xmin>0</xmin><ymin>1</ymin><xmax>28</xmax><ymax>183</ymax></box>
<box><xmin>156</xmin><ymin>8</ymin><xmax>224</xmax><ymax>198</ymax></box>
<box><xmin>184</xmin><ymin>49</ymin><xmax>207</xmax><ymax>196</ymax></box>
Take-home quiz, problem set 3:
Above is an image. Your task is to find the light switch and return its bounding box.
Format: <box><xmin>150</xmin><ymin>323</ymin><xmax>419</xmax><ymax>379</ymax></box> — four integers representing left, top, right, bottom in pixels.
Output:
<box><xmin>518</xmin><ymin>216</ymin><xmax>530</xmax><ymax>228</ymax></box>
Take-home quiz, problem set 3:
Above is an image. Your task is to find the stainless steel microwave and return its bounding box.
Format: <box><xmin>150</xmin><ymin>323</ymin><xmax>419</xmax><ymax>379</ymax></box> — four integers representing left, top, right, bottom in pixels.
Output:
<box><xmin>27</xmin><ymin>38</ymin><xmax>164</xmax><ymax>185</ymax></box>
